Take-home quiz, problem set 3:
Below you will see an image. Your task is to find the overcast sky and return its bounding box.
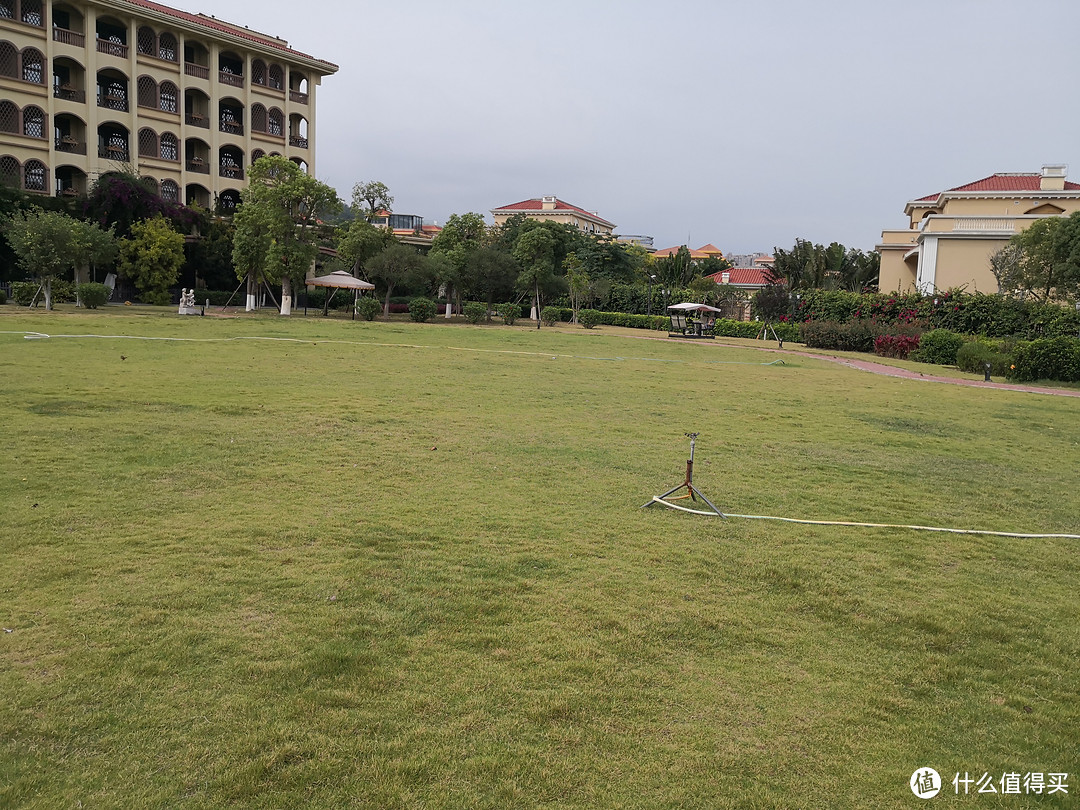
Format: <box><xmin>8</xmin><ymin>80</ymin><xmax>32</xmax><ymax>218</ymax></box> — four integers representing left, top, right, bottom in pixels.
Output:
<box><xmin>202</xmin><ymin>0</ymin><xmax>1080</xmax><ymax>255</ymax></box>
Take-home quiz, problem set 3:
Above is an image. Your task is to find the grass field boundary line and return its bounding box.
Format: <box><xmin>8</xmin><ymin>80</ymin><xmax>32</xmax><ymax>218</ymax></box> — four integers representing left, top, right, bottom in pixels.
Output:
<box><xmin>7</xmin><ymin>331</ymin><xmax>791</xmax><ymax>367</ymax></box>
<box><xmin>650</xmin><ymin>498</ymin><xmax>1080</xmax><ymax>538</ymax></box>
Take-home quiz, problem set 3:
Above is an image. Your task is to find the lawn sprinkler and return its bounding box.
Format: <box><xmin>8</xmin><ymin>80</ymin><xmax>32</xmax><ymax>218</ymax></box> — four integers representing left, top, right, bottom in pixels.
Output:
<box><xmin>641</xmin><ymin>432</ymin><xmax>726</xmax><ymax>517</ymax></box>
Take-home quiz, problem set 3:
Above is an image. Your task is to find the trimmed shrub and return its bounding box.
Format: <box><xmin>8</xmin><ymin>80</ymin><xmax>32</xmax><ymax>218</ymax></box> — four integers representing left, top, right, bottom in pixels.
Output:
<box><xmin>540</xmin><ymin>306</ymin><xmax>560</xmax><ymax>326</ymax></box>
<box><xmin>355</xmin><ymin>296</ymin><xmax>380</xmax><ymax>321</ymax></box>
<box><xmin>463</xmin><ymin>301</ymin><xmax>488</xmax><ymax>324</ymax></box>
<box><xmin>956</xmin><ymin>340</ymin><xmax>1012</xmax><ymax>377</ymax></box>
<box><xmin>0</xmin><ymin>288</ymin><xmax>6</xmax><ymax>304</ymax></box>
<box><xmin>1007</xmin><ymin>337</ymin><xmax>1080</xmax><ymax>382</ymax></box>
<box><xmin>498</xmin><ymin>302</ymin><xmax>520</xmax><ymax>326</ymax></box>
<box><xmin>578</xmin><ymin>308</ymin><xmax>600</xmax><ymax>329</ymax></box>
<box><xmin>76</xmin><ymin>282</ymin><xmax>110</xmax><ymax>309</ymax></box>
<box><xmin>408</xmin><ymin>296</ymin><xmax>436</xmax><ymax>322</ymax></box>
<box><xmin>874</xmin><ymin>334</ymin><xmax>920</xmax><ymax>359</ymax></box>
<box><xmin>11</xmin><ymin>281</ymin><xmax>38</xmax><ymax>305</ymax></box>
<box><xmin>911</xmin><ymin>329</ymin><xmax>965</xmax><ymax>365</ymax></box>
<box><xmin>799</xmin><ymin>320</ymin><xmax>876</xmax><ymax>352</ymax></box>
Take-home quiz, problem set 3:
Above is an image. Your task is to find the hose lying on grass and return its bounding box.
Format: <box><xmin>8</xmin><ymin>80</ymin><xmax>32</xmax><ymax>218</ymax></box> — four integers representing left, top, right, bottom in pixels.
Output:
<box><xmin>648</xmin><ymin>497</ymin><xmax>1080</xmax><ymax>538</ymax></box>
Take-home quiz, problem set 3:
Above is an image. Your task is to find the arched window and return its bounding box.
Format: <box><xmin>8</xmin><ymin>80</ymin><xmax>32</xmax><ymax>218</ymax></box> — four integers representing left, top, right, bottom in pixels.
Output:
<box><xmin>160</xmin><ymin>178</ymin><xmax>179</xmax><ymax>202</ymax></box>
<box><xmin>0</xmin><ymin>100</ymin><xmax>17</xmax><ymax>132</ymax></box>
<box><xmin>137</xmin><ymin>75</ymin><xmax>157</xmax><ymax>108</ymax></box>
<box><xmin>219</xmin><ymin>189</ymin><xmax>241</xmax><ymax>210</ymax></box>
<box><xmin>0</xmin><ymin>41</ymin><xmax>16</xmax><ymax>78</ymax></box>
<box><xmin>267</xmin><ymin>107</ymin><xmax>283</xmax><ymax>137</ymax></box>
<box><xmin>268</xmin><ymin>64</ymin><xmax>283</xmax><ymax>90</ymax></box>
<box><xmin>22</xmin><ymin>105</ymin><xmax>44</xmax><ymax>138</ymax></box>
<box><xmin>0</xmin><ymin>0</ymin><xmax>12</xmax><ymax>18</ymax></box>
<box><xmin>159</xmin><ymin>81</ymin><xmax>178</xmax><ymax>113</ymax></box>
<box><xmin>0</xmin><ymin>155</ymin><xmax>20</xmax><ymax>187</ymax></box>
<box><xmin>251</xmin><ymin>59</ymin><xmax>265</xmax><ymax>86</ymax></box>
<box><xmin>158</xmin><ymin>32</ymin><xmax>177</xmax><ymax>62</ymax></box>
<box><xmin>24</xmin><ymin>159</ymin><xmax>46</xmax><ymax>191</ymax></box>
<box><xmin>136</xmin><ymin>26</ymin><xmax>156</xmax><ymax>56</ymax></box>
<box><xmin>251</xmin><ymin>148</ymin><xmax>265</xmax><ymax>165</ymax></box>
<box><xmin>250</xmin><ymin>103</ymin><xmax>266</xmax><ymax>133</ymax></box>
<box><xmin>21</xmin><ymin>0</ymin><xmax>42</xmax><ymax>26</ymax></box>
<box><xmin>160</xmin><ymin>131</ymin><xmax>178</xmax><ymax>161</ymax></box>
<box><xmin>21</xmin><ymin>47</ymin><xmax>43</xmax><ymax>84</ymax></box>
<box><xmin>141</xmin><ymin>175</ymin><xmax>158</xmax><ymax>195</ymax></box>
<box><xmin>137</xmin><ymin>127</ymin><xmax>158</xmax><ymax>157</ymax></box>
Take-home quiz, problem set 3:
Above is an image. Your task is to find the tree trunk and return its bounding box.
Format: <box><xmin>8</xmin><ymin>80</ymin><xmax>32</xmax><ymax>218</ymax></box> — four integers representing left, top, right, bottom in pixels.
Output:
<box><xmin>531</xmin><ymin>284</ymin><xmax>539</xmax><ymax>321</ymax></box>
<box><xmin>246</xmin><ymin>272</ymin><xmax>257</xmax><ymax>311</ymax></box>
<box><xmin>445</xmin><ymin>283</ymin><xmax>453</xmax><ymax>318</ymax></box>
<box><xmin>383</xmin><ymin>286</ymin><xmax>393</xmax><ymax>316</ymax></box>
<box><xmin>44</xmin><ymin>276</ymin><xmax>53</xmax><ymax>311</ymax></box>
<box><xmin>74</xmin><ymin>263</ymin><xmax>88</xmax><ymax>307</ymax></box>
<box><xmin>280</xmin><ymin>275</ymin><xmax>292</xmax><ymax>316</ymax></box>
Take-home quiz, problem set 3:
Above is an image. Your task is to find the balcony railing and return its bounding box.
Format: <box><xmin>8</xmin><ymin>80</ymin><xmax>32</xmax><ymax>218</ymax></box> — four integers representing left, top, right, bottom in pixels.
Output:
<box><xmin>96</xmin><ymin>38</ymin><xmax>129</xmax><ymax>59</ymax></box>
<box><xmin>218</xmin><ymin>70</ymin><xmax>244</xmax><ymax>88</ymax></box>
<box><xmin>55</xmin><ymin>137</ymin><xmax>87</xmax><ymax>155</ymax></box>
<box><xmin>186</xmin><ymin>158</ymin><xmax>209</xmax><ymax>174</ymax></box>
<box><xmin>289</xmin><ymin>135</ymin><xmax>308</xmax><ymax>149</ymax></box>
<box><xmin>219</xmin><ymin>165</ymin><xmax>244</xmax><ymax>180</ymax></box>
<box><xmin>54</xmin><ymin>85</ymin><xmax>86</xmax><ymax>103</ymax></box>
<box><xmin>185</xmin><ymin>113</ymin><xmax>209</xmax><ymax>128</ymax></box>
<box><xmin>952</xmin><ymin>218</ymin><xmax>1015</xmax><ymax>233</ymax></box>
<box><xmin>53</xmin><ymin>28</ymin><xmax>86</xmax><ymax>47</ymax></box>
<box><xmin>99</xmin><ymin>146</ymin><xmax>130</xmax><ymax>161</ymax></box>
<box><xmin>289</xmin><ymin>90</ymin><xmax>308</xmax><ymax>105</ymax></box>
<box><xmin>219</xmin><ymin>120</ymin><xmax>244</xmax><ymax>135</ymax></box>
<box><xmin>98</xmin><ymin>94</ymin><xmax>128</xmax><ymax>112</ymax></box>
<box><xmin>185</xmin><ymin>62</ymin><xmax>209</xmax><ymax>80</ymax></box>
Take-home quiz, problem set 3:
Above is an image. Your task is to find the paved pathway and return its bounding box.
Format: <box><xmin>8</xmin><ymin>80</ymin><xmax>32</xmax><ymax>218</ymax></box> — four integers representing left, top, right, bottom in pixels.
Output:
<box><xmin>689</xmin><ymin>336</ymin><xmax>1080</xmax><ymax>398</ymax></box>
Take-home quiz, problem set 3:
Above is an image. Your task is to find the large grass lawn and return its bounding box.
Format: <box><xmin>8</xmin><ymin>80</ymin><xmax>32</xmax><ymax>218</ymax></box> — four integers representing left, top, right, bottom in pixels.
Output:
<box><xmin>1</xmin><ymin>307</ymin><xmax>1077</xmax><ymax>808</ymax></box>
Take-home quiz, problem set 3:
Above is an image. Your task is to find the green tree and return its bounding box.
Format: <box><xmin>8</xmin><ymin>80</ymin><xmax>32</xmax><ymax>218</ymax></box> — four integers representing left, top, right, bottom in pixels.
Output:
<box><xmin>564</xmin><ymin>253</ymin><xmax>591</xmax><ymax>323</ymax></box>
<box><xmin>366</xmin><ymin>242</ymin><xmax>428</xmax><ymax>315</ymax></box>
<box><xmin>513</xmin><ymin>225</ymin><xmax>558</xmax><ymax>320</ymax></box>
<box><xmin>118</xmin><ymin>215</ymin><xmax>185</xmax><ymax>305</ymax></box>
<box><xmin>352</xmin><ymin>180</ymin><xmax>394</xmax><ymax>223</ymax></box>
<box><xmin>232</xmin><ymin>156</ymin><xmax>341</xmax><ymax>315</ymax></box>
<box><xmin>337</xmin><ymin>217</ymin><xmax>394</xmax><ymax>276</ymax></box>
<box><xmin>70</xmin><ymin>219</ymin><xmax>117</xmax><ymax>305</ymax></box>
<box><xmin>3</xmin><ymin>209</ymin><xmax>80</xmax><ymax>309</ymax></box>
<box><xmin>430</xmin><ymin>212</ymin><xmax>487</xmax><ymax>317</ymax></box>
<box><xmin>1000</xmin><ymin>212</ymin><xmax>1080</xmax><ymax>303</ymax></box>
<box><xmin>654</xmin><ymin>246</ymin><xmax>697</xmax><ymax>287</ymax></box>
<box><xmin>462</xmin><ymin>246</ymin><xmax>518</xmax><ymax>318</ymax></box>
<box><xmin>771</xmin><ymin>239</ymin><xmax>826</xmax><ymax>289</ymax></box>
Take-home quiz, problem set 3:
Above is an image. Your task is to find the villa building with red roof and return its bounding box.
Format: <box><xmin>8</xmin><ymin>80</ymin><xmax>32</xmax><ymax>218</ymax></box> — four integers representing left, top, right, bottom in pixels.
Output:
<box><xmin>491</xmin><ymin>196</ymin><xmax>615</xmax><ymax>236</ymax></box>
<box><xmin>0</xmin><ymin>0</ymin><xmax>337</xmax><ymax>209</ymax></box>
<box><xmin>877</xmin><ymin>165</ymin><xmax>1080</xmax><ymax>294</ymax></box>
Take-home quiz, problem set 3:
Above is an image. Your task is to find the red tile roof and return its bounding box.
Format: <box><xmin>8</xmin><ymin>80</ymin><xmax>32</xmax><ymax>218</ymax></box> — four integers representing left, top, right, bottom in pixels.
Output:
<box><xmin>915</xmin><ymin>172</ymin><xmax>1080</xmax><ymax>202</ymax></box>
<box><xmin>121</xmin><ymin>0</ymin><xmax>338</xmax><ymax>70</ymax></box>
<box><xmin>492</xmin><ymin>198</ymin><xmax>615</xmax><ymax>227</ymax></box>
<box><xmin>705</xmin><ymin>267</ymin><xmax>773</xmax><ymax>286</ymax></box>
<box><xmin>653</xmin><ymin>246</ymin><xmax>707</xmax><ymax>259</ymax></box>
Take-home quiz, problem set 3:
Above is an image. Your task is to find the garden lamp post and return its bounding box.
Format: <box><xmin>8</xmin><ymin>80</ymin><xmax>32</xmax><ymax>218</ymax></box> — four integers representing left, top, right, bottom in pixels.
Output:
<box><xmin>647</xmin><ymin>274</ymin><xmax>656</xmax><ymax>316</ymax></box>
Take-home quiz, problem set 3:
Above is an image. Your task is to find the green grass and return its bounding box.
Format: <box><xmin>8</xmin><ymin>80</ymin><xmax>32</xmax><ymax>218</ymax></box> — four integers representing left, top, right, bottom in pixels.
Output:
<box><xmin>1</xmin><ymin>307</ymin><xmax>1078</xmax><ymax>808</ymax></box>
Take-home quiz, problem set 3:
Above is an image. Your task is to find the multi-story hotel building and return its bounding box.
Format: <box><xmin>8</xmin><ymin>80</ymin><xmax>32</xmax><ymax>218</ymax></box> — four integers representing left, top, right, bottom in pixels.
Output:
<box><xmin>0</xmin><ymin>0</ymin><xmax>337</xmax><ymax>209</ymax></box>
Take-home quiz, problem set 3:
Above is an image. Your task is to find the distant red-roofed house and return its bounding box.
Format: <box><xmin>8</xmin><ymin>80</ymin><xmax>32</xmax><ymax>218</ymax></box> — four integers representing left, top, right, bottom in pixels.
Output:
<box><xmin>702</xmin><ymin>265</ymin><xmax>775</xmax><ymax>320</ymax></box>
<box><xmin>491</xmin><ymin>196</ymin><xmax>615</xmax><ymax>235</ymax></box>
<box><xmin>878</xmin><ymin>165</ymin><xmax>1080</xmax><ymax>293</ymax></box>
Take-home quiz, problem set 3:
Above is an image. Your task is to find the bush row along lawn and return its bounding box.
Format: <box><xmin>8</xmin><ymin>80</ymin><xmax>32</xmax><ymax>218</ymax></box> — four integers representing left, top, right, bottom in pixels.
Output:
<box><xmin>1</xmin><ymin>308</ymin><xmax>1078</xmax><ymax>808</ymax></box>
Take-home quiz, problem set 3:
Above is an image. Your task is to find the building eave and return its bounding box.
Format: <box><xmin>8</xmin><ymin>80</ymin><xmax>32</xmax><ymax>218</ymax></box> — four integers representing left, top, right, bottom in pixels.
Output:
<box><xmin>100</xmin><ymin>0</ymin><xmax>339</xmax><ymax>74</ymax></box>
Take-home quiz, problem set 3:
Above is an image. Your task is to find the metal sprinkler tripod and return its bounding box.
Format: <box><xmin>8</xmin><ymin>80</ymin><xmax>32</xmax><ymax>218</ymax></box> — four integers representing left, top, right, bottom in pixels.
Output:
<box><xmin>641</xmin><ymin>432</ymin><xmax>726</xmax><ymax>516</ymax></box>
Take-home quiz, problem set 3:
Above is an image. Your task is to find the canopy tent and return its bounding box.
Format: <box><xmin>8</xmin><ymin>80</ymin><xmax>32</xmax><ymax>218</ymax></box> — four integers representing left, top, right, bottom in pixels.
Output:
<box><xmin>304</xmin><ymin>271</ymin><xmax>375</xmax><ymax>317</ymax></box>
<box><xmin>667</xmin><ymin>302</ymin><xmax>723</xmax><ymax>313</ymax></box>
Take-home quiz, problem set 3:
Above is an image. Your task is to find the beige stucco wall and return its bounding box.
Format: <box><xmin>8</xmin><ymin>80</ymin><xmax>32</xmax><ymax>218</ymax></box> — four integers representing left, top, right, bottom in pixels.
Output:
<box><xmin>878</xmin><ymin>247</ymin><xmax>917</xmax><ymax>293</ymax></box>
<box><xmin>932</xmin><ymin>237</ymin><xmax>1010</xmax><ymax>293</ymax></box>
